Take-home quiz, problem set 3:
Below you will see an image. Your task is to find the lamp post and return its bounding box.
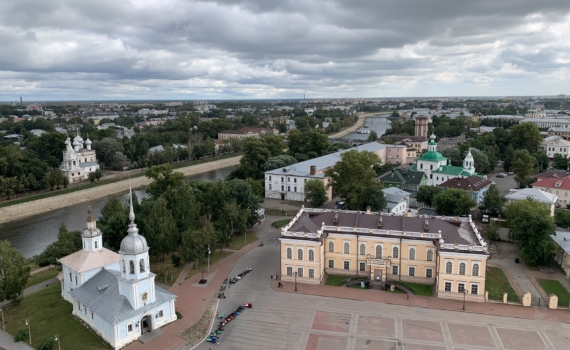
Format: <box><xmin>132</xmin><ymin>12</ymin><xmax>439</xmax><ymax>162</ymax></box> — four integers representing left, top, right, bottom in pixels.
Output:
<box><xmin>54</xmin><ymin>334</ymin><xmax>61</xmax><ymax>350</ymax></box>
<box><xmin>0</xmin><ymin>307</ymin><xmax>4</xmax><ymax>330</ymax></box>
<box><xmin>25</xmin><ymin>319</ymin><xmax>31</xmax><ymax>346</ymax></box>
<box><xmin>207</xmin><ymin>244</ymin><xmax>211</xmax><ymax>273</ymax></box>
<box><xmin>293</xmin><ymin>272</ymin><xmax>297</xmax><ymax>292</ymax></box>
<box><xmin>462</xmin><ymin>289</ymin><xmax>467</xmax><ymax>311</ymax></box>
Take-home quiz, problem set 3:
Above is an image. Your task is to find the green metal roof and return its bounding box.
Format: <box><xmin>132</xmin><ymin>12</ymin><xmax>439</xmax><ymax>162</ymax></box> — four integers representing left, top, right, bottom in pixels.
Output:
<box><xmin>379</xmin><ymin>169</ymin><xmax>427</xmax><ymax>186</ymax></box>
<box><xmin>419</xmin><ymin>150</ymin><xmax>446</xmax><ymax>161</ymax></box>
<box><xmin>432</xmin><ymin>166</ymin><xmax>473</xmax><ymax>176</ymax></box>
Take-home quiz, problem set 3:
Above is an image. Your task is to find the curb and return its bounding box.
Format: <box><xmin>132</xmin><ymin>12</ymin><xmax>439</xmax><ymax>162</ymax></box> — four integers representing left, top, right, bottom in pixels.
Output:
<box><xmin>189</xmin><ymin>299</ymin><xmax>220</xmax><ymax>350</ymax></box>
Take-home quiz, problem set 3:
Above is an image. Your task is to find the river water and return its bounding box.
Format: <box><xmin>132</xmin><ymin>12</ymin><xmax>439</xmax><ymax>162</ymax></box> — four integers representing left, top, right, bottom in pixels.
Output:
<box><xmin>342</xmin><ymin>116</ymin><xmax>391</xmax><ymax>141</ymax></box>
<box><xmin>0</xmin><ymin>166</ymin><xmax>237</xmax><ymax>258</ymax></box>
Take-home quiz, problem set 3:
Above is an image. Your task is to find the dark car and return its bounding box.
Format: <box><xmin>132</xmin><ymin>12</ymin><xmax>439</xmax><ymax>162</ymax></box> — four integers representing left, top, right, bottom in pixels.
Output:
<box><xmin>409</xmin><ymin>162</ymin><xmax>414</xmax><ymax>165</ymax></box>
<box><xmin>229</xmin><ymin>278</ymin><xmax>238</xmax><ymax>284</ymax></box>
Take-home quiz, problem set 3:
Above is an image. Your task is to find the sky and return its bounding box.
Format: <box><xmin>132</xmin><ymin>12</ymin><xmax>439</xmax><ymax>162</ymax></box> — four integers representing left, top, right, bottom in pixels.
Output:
<box><xmin>1</xmin><ymin>0</ymin><xmax>570</xmax><ymax>101</ymax></box>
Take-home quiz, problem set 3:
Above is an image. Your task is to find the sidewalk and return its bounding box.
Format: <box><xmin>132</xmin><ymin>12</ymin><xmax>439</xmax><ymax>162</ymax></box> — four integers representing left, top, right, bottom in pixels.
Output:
<box><xmin>270</xmin><ymin>279</ymin><xmax>570</xmax><ymax>324</ymax></box>
<box><xmin>0</xmin><ymin>330</ymin><xmax>34</xmax><ymax>350</ymax></box>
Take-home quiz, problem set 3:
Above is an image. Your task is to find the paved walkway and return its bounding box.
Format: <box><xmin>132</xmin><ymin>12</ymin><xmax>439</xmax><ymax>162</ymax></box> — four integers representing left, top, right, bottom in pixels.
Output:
<box><xmin>0</xmin><ymin>330</ymin><xmax>34</xmax><ymax>350</ymax></box>
<box><xmin>22</xmin><ymin>277</ymin><xmax>59</xmax><ymax>297</ymax></box>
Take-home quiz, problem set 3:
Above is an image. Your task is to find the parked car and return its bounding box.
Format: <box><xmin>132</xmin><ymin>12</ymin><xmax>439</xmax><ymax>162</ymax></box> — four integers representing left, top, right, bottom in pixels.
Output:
<box><xmin>497</xmin><ymin>173</ymin><xmax>507</xmax><ymax>178</ymax></box>
<box><xmin>507</xmin><ymin>172</ymin><xmax>514</xmax><ymax>175</ymax></box>
<box><xmin>482</xmin><ymin>215</ymin><xmax>489</xmax><ymax>223</ymax></box>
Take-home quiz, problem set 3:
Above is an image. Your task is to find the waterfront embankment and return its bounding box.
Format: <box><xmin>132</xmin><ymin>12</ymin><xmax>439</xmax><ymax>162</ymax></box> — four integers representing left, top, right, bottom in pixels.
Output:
<box><xmin>327</xmin><ymin>112</ymin><xmax>390</xmax><ymax>139</ymax></box>
<box><xmin>0</xmin><ymin>156</ymin><xmax>241</xmax><ymax>225</ymax></box>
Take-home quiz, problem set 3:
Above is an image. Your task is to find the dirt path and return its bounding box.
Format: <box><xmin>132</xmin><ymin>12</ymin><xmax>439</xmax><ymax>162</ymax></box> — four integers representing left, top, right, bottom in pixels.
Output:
<box><xmin>327</xmin><ymin>112</ymin><xmax>390</xmax><ymax>139</ymax></box>
<box><xmin>0</xmin><ymin>156</ymin><xmax>241</xmax><ymax>225</ymax></box>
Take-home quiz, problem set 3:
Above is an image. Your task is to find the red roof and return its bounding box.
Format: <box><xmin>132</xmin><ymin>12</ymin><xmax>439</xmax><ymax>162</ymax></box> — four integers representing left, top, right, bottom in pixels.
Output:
<box><xmin>532</xmin><ymin>177</ymin><xmax>570</xmax><ymax>191</ymax></box>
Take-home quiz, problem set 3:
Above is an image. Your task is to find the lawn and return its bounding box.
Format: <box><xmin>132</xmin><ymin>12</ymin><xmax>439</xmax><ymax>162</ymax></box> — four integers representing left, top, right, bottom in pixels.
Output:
<box><xmin>398</xmin><ymin>282</ymin><xmax>434</xmax><ymax>296</ymax></box>
<box><xmin>185</xmin><ymin>251</ymin><xmax>234</xmax><ymax>280</ymax></box>
<box><xmin>486</xmin><ymin>267</ymin><xmax>520</xmax><ymax>302</ymax></box>
<box><xmin>325</xmin><ymin>274</ymin><xmax>357</xmax><ymax>286</ymax></box>
<box><xmin>4</xmin><ymin>284</ymin><xmax>112</xmax><ymax>350</ymax></box>
<box><xmin>226</xmin><ymin>231</ymin><xmax>258</xmax><ymax>251</ymax></box>
<box><xmin>149</xmin><ymin>255</ymin><xmax>188</xmax><ymax>287</ymax></box>
<box><xmin>25</xmin><ymin>268</ymin><xmax>60</xmax><ymax>288</ymax></box>
<box><xmin>537</xmin><ymin>279</ymin><xmax>570</xmax><ymax>307</ymax></box>
<box><xmin>271</xmin><ymin>219</ymin><xmax>291</xmax><ymax>228</ymax></box>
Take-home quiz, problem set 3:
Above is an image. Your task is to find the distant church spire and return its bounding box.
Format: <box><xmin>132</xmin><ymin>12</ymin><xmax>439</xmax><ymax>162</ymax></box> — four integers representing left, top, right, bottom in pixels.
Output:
<box><xmin>129</xmin><ymin>181</ymin><xmax>135</xmax><ymax>224</ymax></box>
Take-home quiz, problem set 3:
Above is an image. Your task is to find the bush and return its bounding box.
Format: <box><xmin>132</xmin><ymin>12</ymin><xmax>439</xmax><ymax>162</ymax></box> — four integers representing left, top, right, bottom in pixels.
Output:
<box><xmin>36</xmin><ymin>338</ymin><xmax>54</xmax><ymax>350</ymax></box>
<box><xmin>14</xmin><ymin>329</ymin><xmax>27</xmax><ymax>342</ymax></box>
<box><xmin>171</xmin><ymin>254</ymin><xmax>181</xmax><ymax>268</ymax></box>
<box><xmin>176</xmin><ymin>311</ymin><xmax>183</xmax><ymax>319</ymax></box>
<box><xmin>486</xmin><ymin>222</ymin><xmax>500</xmax><ymax>241</ymax></box>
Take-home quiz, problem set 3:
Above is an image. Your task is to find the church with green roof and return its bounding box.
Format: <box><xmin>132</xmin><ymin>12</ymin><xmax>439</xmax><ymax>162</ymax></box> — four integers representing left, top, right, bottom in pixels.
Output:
<box><xmin>410</xmin><ymin>134</ymin><xmax>485</xmax><ymax>185</ymax></box>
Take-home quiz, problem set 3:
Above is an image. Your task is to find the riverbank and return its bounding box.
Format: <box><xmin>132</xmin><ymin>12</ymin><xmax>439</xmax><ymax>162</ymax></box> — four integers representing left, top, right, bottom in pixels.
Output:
<box><xmin>0</xmin><ymin>156</ymin><xmax>241</xmax><ymax>225</ymax></box>
<box><xmin>327</xmin><ymin>112</ymin><xmax>390</xmax><ymax>139</ymax></box>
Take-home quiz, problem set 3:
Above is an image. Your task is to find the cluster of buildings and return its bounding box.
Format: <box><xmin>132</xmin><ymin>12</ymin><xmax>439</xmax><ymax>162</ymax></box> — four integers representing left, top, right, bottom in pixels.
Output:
<box><xmin>60</xmin><ymin>133</ymin><xmax>100</xmax><ymax>183</ymax></box>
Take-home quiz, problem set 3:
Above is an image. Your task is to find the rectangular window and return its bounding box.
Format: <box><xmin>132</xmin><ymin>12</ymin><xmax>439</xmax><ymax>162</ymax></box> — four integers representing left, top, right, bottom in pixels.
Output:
<box><xmin>287</xmin><ymin>186</ymin><xmax>290</xmax><ymax>191</ymax></box>
<box><xmin>75</xmin><ymin>276</ymin><xmax>78</xmax><ymax>285</ymax></box>
<box><xmin>343</xmin><ymin>261</ymin><xmax>349</xmax><ymax>270</ymax></box>
<box><xmin>281</xmin><ymin>177</ymin><xmax>284</xmax><ymax>182</ymax></box>
<box><xmin>392</xmin><ymin>265</ymin><xmax>398</xmax><ymax>275</ymax></box>
<box><xmin>128</xmin><ymin>324</ymin><xmax>133</xmax><ymax>332</ymax></box>
<box><xmin>288</xmin><ymin>177</ymin><xmax>290</xmax><ymax>182</ymax></box>
<box><xmin>309</xmin><ymin>269</ymin><xmax>315</xmax><ymax>278</ymax></box>
<box><xmin>95</xmin><ymin>241</ymin><xmax>98</xmax><ymax>249</ymax></box>
<box><xmin>408</xmin><ymin>267</ymin><xmax>415</xmax><ymax>277</ymax></box>
<box><xmin>159</xmin><ymin>310</ymin><xmax>164</xmax><ymax>318</ymax></box>
<box><xmin>294</xmin><ymin>178</ymin><xmax>297</xmax><ymax>183</ymax></box>
<box><xmin>328</xmin><ymin>260</ymin><xmax>334</xmax><ymax>269</ymax></box>
<box><xmin>445</xmin><ymin>282</ymin><xmax>452</xmax><ymax>292</ymax></box>
<box><xmin>91</xmin><ymin>311</ymin><xmax>94</xmax><ymax>320</ymax></box>
<box><xmin>269</xmin><ymin>176</ymin><xmax>272</xmax><ymax>181</ymax></box>
<box><xmin>304</xmin><ymin>179</ymin><xmax>307</xmax><ymax>183</ymax></box>
<box><xmin>294</xmin><ymin>187</ymin><xmax>297</xmax><ymax>192</ymax></box>
<box><xmin>426</xmin><ymin>268</ymin><xmax>433</xmax><ymax>278</ymax></box>
<box><xmin>359</xmin><ymin>262</ymin><xmax>366</xmax><ymax>272</ymax></box>
<box><xmin>269</xmin><ymin>184</ymin><xmax>272</xmax><ymax>190</ymax></box>
<box><xmin>286</xmin><ymin>266</ymin><xmax>292</xmax><ymax>276</ymax></box>
<box><xmin>458</xmin><ymin>283</ymin><xmax>465</xmax><ymax>293</ymax></box>
<box><xmin>281</xmin><ymin>185</ymin><xmax>284</xmax><ymax>191</ymax></box>
<box><xmin>471</xmin><ymin>284</ymin><xmax>479</xmax><ymax>295</ymax></box>
<box><xmin>298</xmin><ymin>267</ymin><xmax>303</xmax><ymax>277</ymax></box>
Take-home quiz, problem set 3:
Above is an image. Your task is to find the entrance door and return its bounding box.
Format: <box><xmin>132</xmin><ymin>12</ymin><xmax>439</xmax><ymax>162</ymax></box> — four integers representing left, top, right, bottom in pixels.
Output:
<box><xmin>280</xmin><ymin>193</ymin><xmax>285</xmax><ymax>200</ymax></box>
<box><xmin>141</xmin><ymin>315</ymin><xmax>151</xmax><ymax>334</ymax></box>
<box><xmin>374</xmin><ymin>269</ymin><xmax>383</xmax><ymax>281</ymax></box>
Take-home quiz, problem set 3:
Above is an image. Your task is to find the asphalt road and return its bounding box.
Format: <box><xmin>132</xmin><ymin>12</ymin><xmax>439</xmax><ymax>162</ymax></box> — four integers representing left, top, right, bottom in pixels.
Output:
<box><xmin>486</xmin><ymin>163</ymin><xmax>518</xmax><ymax>196</ymax></box>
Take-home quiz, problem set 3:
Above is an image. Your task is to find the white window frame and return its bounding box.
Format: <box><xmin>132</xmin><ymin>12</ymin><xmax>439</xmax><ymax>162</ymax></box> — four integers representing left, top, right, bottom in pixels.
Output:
<box><xmin>309</xmin><ymin>268</ymin><xmax>315</xmax><ymax>278</ymax></box>
<box><xmin>127</xmin><ymin>323</ymin><xmax>133</xmax><ymax>333</ymax></box>
<box><xmin>328</xmin><ymin>241</ymin><xmax>334</xmax><ymax>253</ymax></box>
<box><xmin>286</xmin><ymin>266</ymin><xmax>293</xmax><ymax>276</ymax></box>
<box><xmin>297</xmin><ymin>248</ymin><xmax>304</xmax><ymax>260</ymax></box>
<box><xmin>392</xmin><ymin>245</ymin><xmax>399</xmax><ymax>258</ymax></box>
<box><xmin>375</xmin><ymin>244</ymin><xmax>383</xmax><ymax>258</ymax></box>
<box><xmin>472</xmin><ymin>262</ymin><xmax>480</xmax><ymax>277</ymax></box>
<box><xmin>445</xmin><ymin>260</ymin><xmax>453</xmax><ymax>274</ymax></box>
<box><xmin>343</xmin><ymin>260</ymin><xmax>350</xmax><ymax>270</ymax></box>
<box><xmin>470</xmin><ymin>283</ymin><xmax>479</xmax><ymax>295</ymax></box>
<box><xmin>392</xmin><ymin>265</ymin><xmax>399</xmax><ymax>275</ymax></box>
<box><xmin>408</xmin><ymin>266</ymin><xmax>416</xmax><ymax>277</ymax></box>
<box><xmin>343</xmin><ymin>241</ymin><xmax>350</xmax><ymax>254</ymax></box>
<box><xmin>359</xmin><ymin>243</ymin><xmax>366</xmax><ymax>256</ymax></box>
<box><xmin>458</xmin><ymin>282</ymin><xmax>466</xmax><ymax>293</ymax></box>
<box><xmin>426</xmin><ymin>268</ymin><xmax>433</xmax><ymax>278</ymax></box>
<box><xmin>426</xmin><ymin>249</ymin><xmax>434</xmax><ymax>262</ymax></box>
<box><xmin>444</xmin><ymin>281</ymin><xmax>452</xmax><ymax>292</ymax></box>
<box><xmin>458</xmin><ymin>261</ymin><xmax>467</xmax><ymax>276</ymax></box>
<box><xmin>286</xmin><ymin>247</ymin><xmax>292</xmax><ymax>260</ymax></box>
<box><xmin>359</xmin><ymin>261</ymin><xmax>366</xmax><ymax>272</ymax></box>
<box><xmin>158</xmin><ymin>308</ymin><xmax>164</xmax><ymax>318</ymax></box>
<box><xmin>408</xmin><ymin>247</ymin><xmax>416</xmax><ymax>260</ymax></box>
<box><xmin>328</xmin><ymin>259</ymin><xmax>335</xmax><ymax>269</ymax></box>
<box><xmin>297</xmin><ymin>267</ymin><xmax>304</xmax><ymax>278</ymax></box>
<box><xmin>308</xmin><ymin>248</ymin><xmax>315</xmax><ymax>261</ymax></box>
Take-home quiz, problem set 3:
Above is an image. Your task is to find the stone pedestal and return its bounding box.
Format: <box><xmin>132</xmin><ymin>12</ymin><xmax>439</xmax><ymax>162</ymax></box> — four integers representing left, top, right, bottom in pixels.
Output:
<box><xmin>549</xmin><ymin>294</ymin><xmax>558</xmax><ymax>309</ymax></box>
<box><xmin>390</xmin><ymin>284</ymin><xmax>395</xmax><ymax>292</ymax></box>
<box><xmin>503</xmin><ymin>293</ymin><xmax>508</xmax><ymax>304</ymax></box>
<box><xmin>522</xmin><ymin>292</ymin><xmax>532</xmax><ymax>307</ymax></box>
<box><xmin>485</xmin><ymin>291</ymin><xmax>489</xmax><ymax>302</ymax></box>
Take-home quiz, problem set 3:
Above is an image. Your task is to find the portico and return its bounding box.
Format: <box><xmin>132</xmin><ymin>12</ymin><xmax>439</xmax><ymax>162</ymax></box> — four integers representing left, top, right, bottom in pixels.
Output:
<box><xmin>367</xmin><ymin>255</ymin><xmax>391</xmax><ymax>282</ymax></box>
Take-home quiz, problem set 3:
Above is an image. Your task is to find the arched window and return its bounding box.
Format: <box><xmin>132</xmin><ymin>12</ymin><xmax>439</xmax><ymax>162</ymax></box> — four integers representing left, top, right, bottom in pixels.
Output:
<box><xmin>376</xmin><ymin>245</ymin><xmax>382</xmax><ymax>258</ymax></box>
<box><xmin>287</xmin><ymin>248</ymin><xmax>292</xmax><ymax>259</ymax></box>
<box><xmin>427</xmin><ymin>250</ymin><xmax>433</xmax><ymax>261</ymax></box>
<box><xmin>446</xmin><ymin>261</ymin><xmax>453</xmax><ymax>274</ymax></box>
<box><xmin>329</xmin><ymin>241</ymin><xmax>334</xmax><ymax>253</ymax></box>
<box><xmin>298</xmin><ymin>249</ymin><xmax>303</xmax><ymax>260</ymax></box>
<box><xmin>122</xmin><ymin>260</ymin><xmax>125</xmax><ymax>273</ymax></box>
<box><xmin>409</xmin><ymin>248</ymin><xmax>416</xmax><ymax>260</ymax></box>
<box><xmin>359</xmin><ymin>244</ymin><xmax>366</xmax><ymax>255</ymax></box>
<box><xmin>459</xmin><ymin>263</ymin><xmax>466</xmax><ymax>275</ymax></box>
<box><xmin>129</xmin><ymin>260</ymin><xmax>135</xmax><ymax>274</ymax></box>
<box><xmin>344</xmin><ymin>242</ymin><xmax>350</xmax><ymax>254</ymax></box>
<box><xmin>392</xmin><ymin>247</ymin><xmax>399</xmax><ymax>258</ymax></box>
<box><xmin>140</xmin><ymin>259</ymin><xmax>145</xmax><ymax>273</ymax></box>
<box><xmin>472</xmin><ymin>264</ymin><xmax>480</xmax><ymax>276</ymax></box>
<box><xmin>309</xmin><ymin>250</ymin><xmax>314</xmax><ymax>261</ymax></box>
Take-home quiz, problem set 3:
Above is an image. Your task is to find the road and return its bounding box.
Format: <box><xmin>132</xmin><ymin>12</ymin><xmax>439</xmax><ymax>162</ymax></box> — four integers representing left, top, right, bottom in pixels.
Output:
<box><xmin>486</xmin><ymin>163</ymin><xmax>518</xmax><ymax>196</ymax></box>
<box><xmin>195</xmin><ymin>218</ymin><xmax>569</xmax><ymax>350</ymax></box>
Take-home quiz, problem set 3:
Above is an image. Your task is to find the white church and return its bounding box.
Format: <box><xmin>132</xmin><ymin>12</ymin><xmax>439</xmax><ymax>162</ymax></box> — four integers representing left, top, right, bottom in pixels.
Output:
<box><xmin>61</xmin><ymin>133</ymin><xmax>99</xmax><ymax>183</ymax></box>
<box><xmin>58</xmin><ymin>189</ymin><xmax>177</xmax><ymax>349</ymax></box>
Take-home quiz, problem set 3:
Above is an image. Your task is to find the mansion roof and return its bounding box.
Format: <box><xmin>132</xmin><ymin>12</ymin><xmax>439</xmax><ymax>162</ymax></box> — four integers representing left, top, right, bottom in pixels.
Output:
<box><xmin>284</xmin><ymin>208</ymin><xmax>488</xmax><ymax>253</ymax></box>
<box><xmin>69</xmin><ymin>269</ymin><xmax>176</xmax><ymax>325</ymax></box>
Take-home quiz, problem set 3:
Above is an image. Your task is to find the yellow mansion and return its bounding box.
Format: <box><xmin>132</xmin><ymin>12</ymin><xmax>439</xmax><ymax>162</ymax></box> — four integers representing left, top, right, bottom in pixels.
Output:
<box><xmin>279</xmin><ymin>208</ymin><xmax>490</xmax><ymax>302</ymax></box>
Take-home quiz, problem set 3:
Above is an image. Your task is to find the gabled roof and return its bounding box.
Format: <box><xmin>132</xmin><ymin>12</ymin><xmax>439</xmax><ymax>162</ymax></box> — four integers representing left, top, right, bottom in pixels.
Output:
<box><xmin>552</xmin><ymin>230</ymin><xmax>570</xmax><ymax>256</ymax></box>
<box><xmin>536</xmin><ymin>170</ymin><xmax>570</xmax><ymax>180</ymax></box>
<box><xmin>438</xmin><ymin>176</ymin><xmax>492</xmax><ymax>191</ymax></box>
<box><xmin>532</xmin><ymin>177</ymin><xmax>570</xmax><ymax>191</ymax></box>
<box><xmin>69</xmin><ymin>269</ymin><xmax>176</xmax><ymax>325</ymax></box>
<box><xmin>383</xmin><ymin>187</ymin><xmax>411</xmax><ymax>204</ymax></box>
<box><xmin>432</xmin><ymin>166</ymin><xmax>472</xmax><ymax>176</ymax></box>
<box><xmin>379</xmin><ymin>169</ymin><xmax>426</xmax><ymax>185</ymax></box>
<box><xmin>505</xmin><ymin>188</ymin><xmax>558</xmax><ymax>204</ymax></box>
<box><xmin>58</xmin><ymin>248</ymin><xmax>120</xmax><ymax>273</ymax></box>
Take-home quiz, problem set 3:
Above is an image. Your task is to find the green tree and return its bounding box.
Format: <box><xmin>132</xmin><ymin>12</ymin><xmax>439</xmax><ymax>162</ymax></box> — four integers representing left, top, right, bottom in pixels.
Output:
<box><xmin>505</xmin><ymin>198</ymin><xmax>556</xmax><ymax>265</ymax></box>
<box><xmin>367</xmin><ymin>130</ymin><xmax>378</xmax><ymax>142</ymax></box>
<box><xmin>511</xmin><ymin>149</ymin><xmax>537</xmax><ymax>186</ymax></box>
<box><xmin>216</xmin><ymin>200</ymin><xmax>248</xmax><ymax>250</ymax></box>
<box><xmin>416</xmin><ymin>185</ymin><xmax>442</xmax><ymax>207</ymax></box>
<box><xmin>139</xmin><ymin>197</ymin><xmax>178</xmax><ymax>260</ymax></box>
<box><xmin>509</xmin><ymin>123</ymin><xmax>542</xmax><ymax>153</ymax></box>
<box><xmin>262</xmin><ymin>155</ymin><xmax>298</xmax><ymax>171</ymax></box>
<box><xmin>434</xmin><ymin>189</ymin><xmax>477</xmax><ymax>216</ymax></box>
<box><xmin>366</xmin><ymin>186</ymin><xmax>387</xmax><ymax>211</ymax></box>
<box><xmin>0</xmin><ymin>240</ymin><xmax>29</xmax><ymax>302</ymax></box>
<box><xmin>440</xmin><ymin>147</ymin><xmax>463</xmax><ymax>166</ymax></box>
<box><xmin>145</xmin><ymin>165</ymin><xmax>187</xmax><ymax>199</ymax></box>
<box><xmin>180</xmin><ymin>221</ymin><xmax>216</xmax><ymax>267</ymax></box>
<box><xmin>479</xmin><ymin>184</ymin><xmax>504</xmax><ymax>217</ymax></box>
<box><xmin>470</xmin><ymin>148</ymin><xmax>490</xmax><ymax>174</ymax></box>
<box><xmin>92</xmin><ymin>137</ymin><xmax>124</xmax><ymax>166</ymax></box>
<box><xmin>324</xmin><ymin>150</ymin><xmax>382</xmax><ymax>210</ymax></box>
<box><xmin>238</xmin><ymin>138</ymin><xmax>271</xmax><ymax>179</ymax></box>
<box><xmin>304</xmin><ymin>179</ymin><xmax>328</xmax><ymax>207</ymax></box>
<box><xmin>227</xmin><ymin>179</ymin><xmax>260</xmax><ymax>228</ymax></box>
<box><xmin>163</xmin><ymin>182</ymin><xmax>201</xmax><ymax>233</ymax></box>
<box><xmin>99</xmin><ymin>196</ymin><xmax>130</xmax><ymax>251</ymax></box>
<box><xmin>553</xmin><ymin>153</ymin><xmax>569</xmax><ymax>170</ymax></box>
<box><xmin>35</xmin><ymin>223</ymin><xmax>82</xmax><ymax>267</ymax></box>
<box><xmin>533</xmin><ymin>151</ymin><xmax>550</xmax><ymax>173</ymax></box>
<box><xmin>502</xmin><ymin>144</ymin><xmax>515</xmax><ymax>172</ymax></box>
<box><xmin>555</xmin><ymin>210</ymin><xmax>570</xmax><ymax>228</ymax></box>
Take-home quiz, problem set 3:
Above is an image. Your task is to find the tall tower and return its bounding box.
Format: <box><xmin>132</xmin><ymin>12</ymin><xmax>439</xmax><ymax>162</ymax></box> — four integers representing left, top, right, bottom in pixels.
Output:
<box><xmin>463</xmin><ymin>148</ymin><xmax>475</xmax><ymax>175</ymax></box>
<box><xmin>415</xmin><ymin>115</ymin><xmax>428</xmax><ymax>138</ymax></box>
<box><xmin>81</xmin><ymin>201</ymin><xmax>102</xmax><ymax>252</ymax></box>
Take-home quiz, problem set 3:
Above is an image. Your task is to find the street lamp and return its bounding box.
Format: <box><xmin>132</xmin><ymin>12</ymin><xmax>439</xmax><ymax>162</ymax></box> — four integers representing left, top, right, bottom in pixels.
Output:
<box><xmin>54</xmin><ymin>334</ymin><xmax>61</xmax><ymax>350</ymax></box>
<box><xmin>462</xmin><ymin>289</ymin><xmax>467</xmax><ymax>311</ymax></box>
<box><xmin>0</xmin><ymin>306</ymin><xmax>4</xmax><ymax>330</ymax></box>
<box><xmin>293</xmin><ymin>272</ymin><xmax>297</xmax><ymax>292</ymax></box>
<box><xmin>25</xmin><ymin>319</ymin><xmax>32</xmax><ymax>346</ymax></box>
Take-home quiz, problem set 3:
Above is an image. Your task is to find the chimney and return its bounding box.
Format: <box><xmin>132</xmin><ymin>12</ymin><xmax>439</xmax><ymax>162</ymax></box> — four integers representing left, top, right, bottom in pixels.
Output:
<box><xmin>20</xmin><ymin>97</ymin><xmax>22</xmax><ymax>106</ymax></box>
<box><xmin>333</xmin><ymin>213</ymin><xmax>339</xmax><ymax>225</ymax></box>
<box><xmin>366</xmin><ymin>206</ymin><xmax>371</xmax><ymax>214</ymax></box>
<box><xmin>378</xmin><ymin>215</ymin><xmax>383</xmax><ymax>228</ymax></box>
<box><xmin>310</xmin><ymin>165</ymin><xmax>316</xmax><ymax>176</ymax></box>
<box><xmin>424</xmin><ymin>219</ymin><xmax>429</xmax><ymax>232</ymax></box>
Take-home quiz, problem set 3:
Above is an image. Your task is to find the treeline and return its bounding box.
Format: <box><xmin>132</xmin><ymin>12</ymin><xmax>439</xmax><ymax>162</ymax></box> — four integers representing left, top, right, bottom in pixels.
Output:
<box><xmin>480</xmin><ymin>118</ymin><xmax>519</xmax><ymax>128</ymax></box>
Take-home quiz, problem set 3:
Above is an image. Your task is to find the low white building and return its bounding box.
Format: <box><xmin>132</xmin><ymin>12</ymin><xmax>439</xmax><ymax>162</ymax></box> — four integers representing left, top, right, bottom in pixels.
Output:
<box><xmin>525</xmin><ymin>108</ymin><xmax>547</xmax><ymax>119</ymax></box>
<box><xmin>521</xmin><ymin>117</ymin><xmax>570</xmax><ymax>129</ymax></box>
<box><xmin>383</xmin><ymin>187</ymin><xmax>410</xmax><ymax>214</ymax></box>
<box><xmin>61</xmin><ymin>134</ymin><xmax>100</xmax><ymax>183</ymax></box>
<box><xmin>541</xmin><ymin>135</ymin><xmax>570</xmax><ymax>159</ymax></box>
<box><xmin>505</xmin><ymin>188</ymin><xmax>558</xmax><ymax>216</ymax></box>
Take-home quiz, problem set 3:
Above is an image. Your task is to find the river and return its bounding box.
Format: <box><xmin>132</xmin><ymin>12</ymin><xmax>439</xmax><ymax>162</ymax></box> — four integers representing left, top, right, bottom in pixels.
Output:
<box><xmin>342</xmin><ymin>116</ymin><xmax>391</xmax><ymax>142</ymax></box>
<box><xmin>0</xmin><ymin>166</ymin><xmax>237</xmax><ymax>258</ymax></box>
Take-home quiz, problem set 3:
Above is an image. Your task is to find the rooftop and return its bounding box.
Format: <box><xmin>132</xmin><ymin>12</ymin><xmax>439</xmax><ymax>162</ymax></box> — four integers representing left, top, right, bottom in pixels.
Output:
<box><xmin>379</xmin><ymin>169</ymin><xmax>426</xmax><ymax>185</ymax></box>
<box><xmin>438</xmin><ymin>176</ymin><xmax>492</xmax><ymax>191</ymax></box>
<box><xmin>505</xmin><ymin>188</ymin><xmax>558</xmax><ymax>204</ymax></box>
<box><xmin>552</xmin><ymin>230</ymin><xmax>570</xmax><ymax>256</ymax></box>
<box><xmin>383</xmin><ymin>187</ymin><xmax>411</xmax><ymax>204</ymax></box>
<box><xmin>58</xmin><ymin>248</ymin><xmax>120</xmax><ymax>273</ymax></box>
<box><xmin>219</xmin><ymin>127</ymin><xmax>275</xmax><ymax>134</ymax></box>
<box><xmin>532</xmin><ymin>177</ymin><xmax>570</xmax><ymax>191</ymax></box>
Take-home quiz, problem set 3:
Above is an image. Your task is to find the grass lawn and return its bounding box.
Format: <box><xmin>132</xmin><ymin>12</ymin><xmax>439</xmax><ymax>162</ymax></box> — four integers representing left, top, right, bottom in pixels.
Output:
<box><xmin>149</xmin><ymin>255</ymin><xmax>187</xmax><ymax>287</ymax></box>
<box><xmin>4</xmin><ymin>284</ymin><xmax>112</xmax><ymax>350</ymax></box>
<box><xmin>398</xmin><ymin>282</ymin><xmax>434</xmax><ymax>296</ymax></box>
<box><xmin>486</xmin><ymin>267</ymin><xmax>520</xmax><ymax>302</ymax></box>
<box><xmin>185</xmin><ymin>251</ymin><xmax>234</xmax><ymax>280</ymax></box>
<box><xmin>25</xmin><ymin>268</ymin><xmax>60</xmax><ymax>288</ymax></box>
<box><xmin>226</xmin><ymin>232</ymin><xmax>259</xmax><ymax>251</ymax></box>
<box><xmin>537</xmin><ymin>279</ymin><xmax>570</xmax><ymax>307</ymax></box>
<box><xmin>271</xmin><ymin>219</ymin><xmax>291</xmax><ymax>228</ymax></box>
<box><xmin>325</xmin><ymin>274</ymin><xmax>357</xmax><ymax>286</ymax></box>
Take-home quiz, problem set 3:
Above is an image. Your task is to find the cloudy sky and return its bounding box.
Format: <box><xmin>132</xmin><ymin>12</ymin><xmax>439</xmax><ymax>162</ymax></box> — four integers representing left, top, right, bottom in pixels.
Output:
<box><xmin>1</xmin><ymin>0</ymin><xmax>570</xmax><ymax>101</ymax></box>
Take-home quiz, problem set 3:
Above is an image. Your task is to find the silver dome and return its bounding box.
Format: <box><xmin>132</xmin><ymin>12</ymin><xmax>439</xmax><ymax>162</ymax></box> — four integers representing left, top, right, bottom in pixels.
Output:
<box><xmin>119</xmin><ymin>228</ymin><xmax>149</xmax><ymax>255</ymax></box>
